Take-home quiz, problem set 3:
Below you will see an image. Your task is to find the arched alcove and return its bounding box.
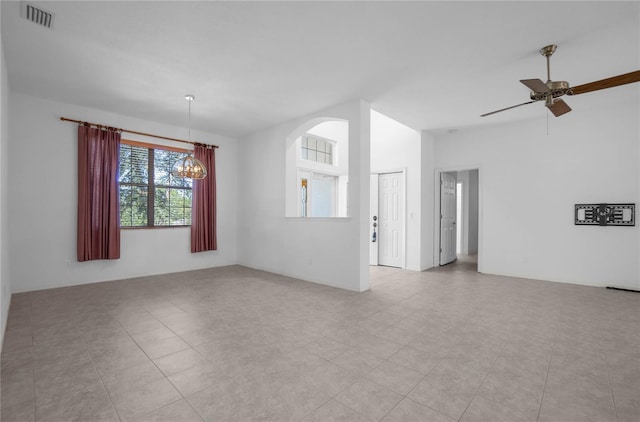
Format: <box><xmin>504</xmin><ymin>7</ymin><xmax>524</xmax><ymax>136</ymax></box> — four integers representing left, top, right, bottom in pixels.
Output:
<box><xmin>285</xmin><ymin>118</ymin><xmax>349</xmax><ymax>217</ymax></box>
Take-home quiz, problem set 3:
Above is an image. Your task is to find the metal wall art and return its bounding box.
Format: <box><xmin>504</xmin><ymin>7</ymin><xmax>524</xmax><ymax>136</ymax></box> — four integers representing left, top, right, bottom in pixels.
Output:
<box><xmin>575</xmin><ymin>203</ymin><xmax>635</xmax><ymax>226</ymax></box>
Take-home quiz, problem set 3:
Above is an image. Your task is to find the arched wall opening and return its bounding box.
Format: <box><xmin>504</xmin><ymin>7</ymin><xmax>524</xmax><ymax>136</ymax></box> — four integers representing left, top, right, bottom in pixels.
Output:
<box><xmin>285</xmin><ymin>118</ymin><xmax>349</xmax><ymax>218</ymax></box>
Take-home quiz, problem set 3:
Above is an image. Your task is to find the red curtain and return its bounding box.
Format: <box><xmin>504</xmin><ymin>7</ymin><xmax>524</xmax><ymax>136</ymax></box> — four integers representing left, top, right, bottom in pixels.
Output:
<box><xmin>77</xmin><ymin>125</ymin><xmax>121</xmax><ymax>261</ymax></box>
<box><xmin>191</xmin><ymin>145</ymin><xmax>217</xmax><ymax>252</ymax></box>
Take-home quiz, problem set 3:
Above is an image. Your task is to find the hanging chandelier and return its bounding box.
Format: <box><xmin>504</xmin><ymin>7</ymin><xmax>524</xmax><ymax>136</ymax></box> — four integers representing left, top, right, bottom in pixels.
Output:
<box><xmin>171</xmin><ymin>95</ymin><xmax>207</xmax><ymax>179</ymax></box>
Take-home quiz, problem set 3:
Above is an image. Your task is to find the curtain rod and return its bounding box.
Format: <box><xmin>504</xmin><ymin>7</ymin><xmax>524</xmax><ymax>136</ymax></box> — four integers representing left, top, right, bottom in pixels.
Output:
<box><xmin>59</xmin><ymin>117</ymin><xmax>219</xmax><ymax>149</ymax></box>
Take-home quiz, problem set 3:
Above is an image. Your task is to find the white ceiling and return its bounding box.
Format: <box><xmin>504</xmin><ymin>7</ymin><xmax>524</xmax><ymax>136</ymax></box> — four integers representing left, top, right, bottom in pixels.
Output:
<box><xmin>2</xmin><ymin>1</ymin><xmax>639</xmax><ymax>138</ymax></box>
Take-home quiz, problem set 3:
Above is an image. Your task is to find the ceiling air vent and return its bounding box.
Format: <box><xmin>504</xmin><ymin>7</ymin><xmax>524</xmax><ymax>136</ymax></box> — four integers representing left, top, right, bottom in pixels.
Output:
<box><xmin>20</xmin><ymin>2</ymin><xmax>55</xmax><ymax>29</ymax></box>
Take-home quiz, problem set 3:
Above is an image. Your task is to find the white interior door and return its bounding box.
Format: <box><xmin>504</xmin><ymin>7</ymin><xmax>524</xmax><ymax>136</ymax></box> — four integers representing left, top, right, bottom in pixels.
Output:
<box><xmin>440</xmin><ymin>172</ymin><xmax>457</xmax><ymax>265</ymax></box>
<box><xmin>378</xmin><ymin>172</ymin><xmax>404</xmax><ymax>268</ymax></box>
<box><xmin>370</xmin><ymin>174</ymin><xmax>379</xmax><ymax>265</ymax></box>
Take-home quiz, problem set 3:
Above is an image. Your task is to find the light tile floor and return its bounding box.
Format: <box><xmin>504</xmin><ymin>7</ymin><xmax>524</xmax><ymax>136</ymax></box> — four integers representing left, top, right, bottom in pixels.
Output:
<box><xmin>1</xmin><ymin>259</ymin><xmax>638</xmax><ymax>421</ymax></box>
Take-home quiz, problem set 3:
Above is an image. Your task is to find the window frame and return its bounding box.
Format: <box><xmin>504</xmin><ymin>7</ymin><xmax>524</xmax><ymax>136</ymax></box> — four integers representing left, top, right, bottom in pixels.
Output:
<box><xmin>119</xmin><ymin>139</ymin><xmax>193</xmax><ymax>229</ymax></box>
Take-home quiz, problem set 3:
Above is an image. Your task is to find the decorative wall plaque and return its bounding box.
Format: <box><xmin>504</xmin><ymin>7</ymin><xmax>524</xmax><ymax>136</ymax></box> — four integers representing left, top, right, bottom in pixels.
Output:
<box><xmin>575</xmin><ymin>203</ymin><xmax>635</xmax><ymax>226</ymax></box>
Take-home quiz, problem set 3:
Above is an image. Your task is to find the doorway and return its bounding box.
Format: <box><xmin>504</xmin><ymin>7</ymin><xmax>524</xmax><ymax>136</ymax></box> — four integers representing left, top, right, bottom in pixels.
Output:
<box><xmin>438</xmin><ymin>169</ymin><xmax>479</xmax><ymax>269</ymax></box>
<box><xmin>440</xmin><ymin>172</ymin><xmax>457</xmax><ymax>265</ymax></box>
<box><xmin>370</xmin><ymin>171</ymin><xmax>405</xmax><ymax>268</ymax></box>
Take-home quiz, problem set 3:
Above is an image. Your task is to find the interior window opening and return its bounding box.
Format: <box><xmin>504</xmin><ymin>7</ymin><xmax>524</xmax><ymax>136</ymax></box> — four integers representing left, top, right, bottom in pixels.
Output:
<box><xmin>285</xmin><ymin>119</ymin><xmax>349</xmax><ymax>218</ymax></box>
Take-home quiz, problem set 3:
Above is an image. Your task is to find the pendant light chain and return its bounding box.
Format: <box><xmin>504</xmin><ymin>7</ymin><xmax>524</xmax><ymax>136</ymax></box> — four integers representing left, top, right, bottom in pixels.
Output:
<box><xmin>170</xmin><ymin>94</ymin><xmax>208</xmax><ymax>179</ymax></box>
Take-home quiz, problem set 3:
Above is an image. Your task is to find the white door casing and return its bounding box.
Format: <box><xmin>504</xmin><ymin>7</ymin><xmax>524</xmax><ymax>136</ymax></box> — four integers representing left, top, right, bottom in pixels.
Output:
<box><xmin>440</xmin><ymin>172</ymin><xmax>457</xmax><ymax>265</ymax></box>
<box><xmin>378</xmin><ymin>172</ymin><xmax>404</xmax><ymax>268</ymax></box>
<box><xmin>370</xmin><ymin>174</ymin><xmax>379</xmax><ymax>266</ymax></box>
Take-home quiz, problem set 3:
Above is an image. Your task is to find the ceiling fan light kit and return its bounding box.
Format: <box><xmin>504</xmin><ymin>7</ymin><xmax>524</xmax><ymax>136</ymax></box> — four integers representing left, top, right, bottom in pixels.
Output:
<box><xmin>481</xmin><ymin>44</ymin><xmax>640</xmax><ymax>118</ymax></box>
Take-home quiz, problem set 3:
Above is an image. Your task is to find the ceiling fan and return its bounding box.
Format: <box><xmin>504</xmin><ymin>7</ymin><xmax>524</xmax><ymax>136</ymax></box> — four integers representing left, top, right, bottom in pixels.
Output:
<box><xmin>481</xmin><ymin>44</ymin><xmax>640</xmax><ymax>117</ymax></box>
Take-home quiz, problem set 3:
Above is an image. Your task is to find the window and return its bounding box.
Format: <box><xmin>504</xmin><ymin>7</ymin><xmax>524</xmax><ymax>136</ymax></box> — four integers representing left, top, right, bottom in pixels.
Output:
<box><xmin>301</xmin><ymin>134</ymin><xmax>335</xmax><ymax>165</ymax></box>
<box><xmin>119</xmin><ymin>141</ymin><xmax>192</xmax><ymax>228</ymax></box>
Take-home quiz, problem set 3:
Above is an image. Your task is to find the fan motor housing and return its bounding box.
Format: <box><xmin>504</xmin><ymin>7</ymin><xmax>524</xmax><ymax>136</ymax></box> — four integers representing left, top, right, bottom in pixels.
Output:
<box><xmin>530</xmin><ymin>80</ymin><xmax>570</xmax><ymax>100</ymax></box>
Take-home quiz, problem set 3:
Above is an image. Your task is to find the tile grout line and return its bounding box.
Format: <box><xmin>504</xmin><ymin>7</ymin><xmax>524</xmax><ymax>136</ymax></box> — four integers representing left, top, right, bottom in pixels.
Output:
<box><xmin>320</xmin><ymin>349</ymin><xmax>399</xmax><ymax>422</ymax></box>
<box><xmin>150</xmin><ymin>316</ymin><xmax>211</xmax><ymax>418</ymax></box>
<box><xmin>137</xmin><ymin>305</ymin><xmax>229</xmax><ymax>420</ymax></box>
<box><xmin>535</xmin><ymin>330</ymin><xmax>559</xmax><ymax>422</ymax></box>
<box><xmin>382</xmin><ymin>352</ymin><xmax>444</xmax><ymax>421</ymax></box>
<box><xmin>78</xmin><ymin>319</ymin><xmax>123</xmax><ymax>422</ymax></box>
<box><xmin>162</xmin><ymin>372</ymin><xmax>205</xmax><ymax>422</ymax></box>
<box><xmin>360</xmin><ymin>349</ymin><xmax>424</xmax><ymax>419</ymax></box>
<box><xmin>377</xmin><ymin>369</ymin><xmax>428</xmax><ymax>422</ymax></box>
<box><xmin>124</xmin><ymin>311</ymin><xmax>207</xmax><ymax>413</ymax></box>
<box><xmin>295</xmin><ymin>391</ymin><xmax>333</xmax><ymax>422</ymax></box>
<box><xmin>457</xmin><ymin>342</ymin><xmax>505</xmax><ymax>421</ymax></box>
<box><xmin>601</xmin><ymin>348</ymin><xmax>619</xmax><ymax>422</ymax></box>
<box><xmin>124</xmin><ymin>326</ymin><xmax>192</xmax><ymax>419</ymax></box>
<box><xmin>91</xmin><ymin>313</ymin><xmax>184</xmax><ymax>421</ymax></box>
<box><xmin>30</xmin><ymin>298</ymin><xmax>36</xmax><ymax>422</ymax></box>
<box><xmin>165</xmin><ymin>317</ymin><xmax>329</xmax><ymax>420</ymax></box>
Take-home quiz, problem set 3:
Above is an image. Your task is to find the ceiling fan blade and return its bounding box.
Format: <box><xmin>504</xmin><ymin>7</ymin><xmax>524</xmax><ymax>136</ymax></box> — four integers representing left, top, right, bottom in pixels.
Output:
<box><xmin>481</xmin><ymin>100</ymin><xmax>536</xmax><ymax>117</ymax></box>
<box><xmin>520</xmin><ymin>79</ymin><xmax>550</xmax><ymax>93</ymax></box>
<box><xmin>546</xmin><ymin>98</ymin><xmax>572</xmax><ymax>117</ymax></box>
<box><xmin>568</xmin><ymin>70</ymin><xmax>640</xmax><ymax>95</ymax></box>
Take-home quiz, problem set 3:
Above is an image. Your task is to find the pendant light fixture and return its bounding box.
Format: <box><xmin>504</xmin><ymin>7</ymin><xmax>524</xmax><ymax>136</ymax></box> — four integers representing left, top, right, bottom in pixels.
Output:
<box><xmin>171</xmin><ymin>94</ymin><xmax>207</xmax><ymax>179</ymax></box>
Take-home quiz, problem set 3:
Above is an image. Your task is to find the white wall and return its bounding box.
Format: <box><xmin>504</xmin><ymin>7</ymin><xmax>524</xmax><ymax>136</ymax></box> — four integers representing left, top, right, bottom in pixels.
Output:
<box><xmin>8</xmin><ymin>93</ymin><xmax>238</xmax><ymax>293</ymax></box>
<box><xmin>370</xmin><ymin>110</ymin><xmax>422</xmax><ymax>270</ymax></box>
<box><xmin>238</xmin><ymin>100</ymin><xmax>370</xmax><ymax>292</ymax></box>
<box><xmin>420</xmin><ymin>130</ymin><xmax>436</xmax><ymax>271</ymax></box>
<box><xmin>434</xmin><ymin>101</ymin><xmax>639</xmax><ymax>289</ymax></box>
<box><xmin>1</xmin><ymin>33</ymin><xmax>11</xmax><ymax>348</ymax></box>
